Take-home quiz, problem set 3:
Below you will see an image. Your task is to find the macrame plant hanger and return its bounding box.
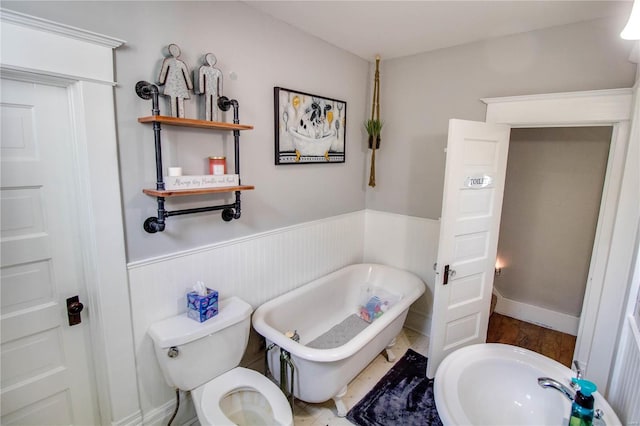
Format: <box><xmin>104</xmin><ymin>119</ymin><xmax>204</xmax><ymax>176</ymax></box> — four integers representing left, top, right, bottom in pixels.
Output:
<box><xmin>369</xmin><ymin>55</ymin><xmax>381</xmax><ymax>187</ymax></box>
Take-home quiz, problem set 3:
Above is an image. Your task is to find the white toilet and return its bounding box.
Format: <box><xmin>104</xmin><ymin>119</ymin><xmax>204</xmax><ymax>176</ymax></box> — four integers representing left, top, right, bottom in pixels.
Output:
<box><xmin>148</xmin><ymin>296</ymin><xmax>293</xmax><ymax>426</ymax></box>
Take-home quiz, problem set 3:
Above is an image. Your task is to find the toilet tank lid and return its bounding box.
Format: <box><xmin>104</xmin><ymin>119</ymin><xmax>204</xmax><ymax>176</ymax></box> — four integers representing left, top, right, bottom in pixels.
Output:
<box><xmin>148</xmin><ymin>296</ymin><xmax>252</xmax><ymax>348</ymax></box>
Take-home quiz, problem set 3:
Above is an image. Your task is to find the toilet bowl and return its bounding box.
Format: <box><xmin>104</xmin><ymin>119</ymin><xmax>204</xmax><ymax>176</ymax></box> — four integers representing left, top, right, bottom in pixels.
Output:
<box><xmin>148</xmin><ymin>296</ymin><xmax>293</xmax><ymax>426</ymax></box>
<box><xmin>192</xmin><ymin>367</ymin><xmax>292</xmax><ymax>426</ymax></box>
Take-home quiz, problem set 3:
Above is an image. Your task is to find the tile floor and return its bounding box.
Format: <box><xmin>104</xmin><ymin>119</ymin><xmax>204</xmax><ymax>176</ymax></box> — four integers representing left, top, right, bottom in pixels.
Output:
<box><xmin>288</xmin><ymin>314</ymin><xmax>575</xmax><ymax>424</ymax></box>
<box><xmin>291</xmin><ymin>328</ymin><xmax>430</xmax><ymax>426</ymax></box>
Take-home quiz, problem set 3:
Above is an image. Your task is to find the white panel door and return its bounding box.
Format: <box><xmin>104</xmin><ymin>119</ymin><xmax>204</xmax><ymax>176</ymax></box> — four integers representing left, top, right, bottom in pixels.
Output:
<box><xmin>0</xmin><ymin>78</ymin><xmax>99</xmax><ymax>425</ymax></box>
<box><xmin>427</xmin><ymin>119</ymin><xmax>510</xmax><ymax>378</ymax></box>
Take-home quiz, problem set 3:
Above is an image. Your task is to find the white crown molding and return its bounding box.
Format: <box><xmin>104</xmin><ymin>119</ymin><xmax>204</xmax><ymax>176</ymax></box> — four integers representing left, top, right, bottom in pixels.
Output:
<box><xmin>483</xmin><ymin>88</ymin><xmax>633</xmax><ymax>126</ymax></box>
<box><xmin>0</xmin><ymin>8</ymin><xmax>125</xmax><ymax>48</ymax></box>
<box><xmin>481</xmin><ymin>88</ymin><xmax>633</xmax><ymax>105</ymax></box>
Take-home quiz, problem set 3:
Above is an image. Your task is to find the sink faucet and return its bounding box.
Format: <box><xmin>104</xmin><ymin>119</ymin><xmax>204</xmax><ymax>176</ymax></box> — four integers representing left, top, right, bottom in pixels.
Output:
<box><xmin>538</xmin><ymin>376</ymin><xmax>607</xmax><ymax>425</ymax></box>
<box><xmin>573</xmin><ymin>360</ymin><xmax>583</xmax><ymax>379</ymax></box>
<box><xmin>538</xmin><ymin>377</ymin><xmax>574</xmax><ymax>401</ymax></box>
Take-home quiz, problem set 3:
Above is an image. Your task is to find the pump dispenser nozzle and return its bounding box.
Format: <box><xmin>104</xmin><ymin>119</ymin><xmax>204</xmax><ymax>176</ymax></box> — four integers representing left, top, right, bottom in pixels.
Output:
<box><xmin>571</xmin><ymin>378</ymin><xmax>597</xmax><ymax>396</ymax></box>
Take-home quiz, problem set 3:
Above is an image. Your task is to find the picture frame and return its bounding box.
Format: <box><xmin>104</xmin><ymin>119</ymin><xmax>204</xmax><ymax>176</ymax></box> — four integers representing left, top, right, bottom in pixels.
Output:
<box><xmin>274</xmin><ymin>87</ymin><xmax>346</xmax><ymax>165</ymax></box>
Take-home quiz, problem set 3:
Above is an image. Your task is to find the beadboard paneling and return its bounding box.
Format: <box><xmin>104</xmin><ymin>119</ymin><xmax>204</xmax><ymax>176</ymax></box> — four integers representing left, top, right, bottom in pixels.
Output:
<box><xmin>363</xmin><ymin>210</ymin><xmax>440</xmax><ymax>335</ymax></box>
<box><xmin>609</xmin><ymin>315</ymin><xmax>640</xmax><ymax>425</ymax></box>
<box><xmin>127</xmin><ymin>211</ymin><xmax>365</xmax><ymax>416</ymax></box>
<box><xmin>127</xmin><ymin>209</ymin><xmax>441</xmax><ymax>420</ymax></box>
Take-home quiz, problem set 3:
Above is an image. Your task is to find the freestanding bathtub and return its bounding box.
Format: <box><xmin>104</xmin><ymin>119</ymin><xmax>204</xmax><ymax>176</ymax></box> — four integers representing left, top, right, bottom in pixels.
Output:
<box><xmin>252</xmin><ymin>263</ymin><xmax>426</xmax><ymax>416</ymax></box>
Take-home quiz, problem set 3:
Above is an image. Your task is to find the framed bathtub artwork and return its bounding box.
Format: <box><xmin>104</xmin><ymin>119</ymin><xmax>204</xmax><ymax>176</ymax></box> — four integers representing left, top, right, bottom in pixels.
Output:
<box><xmin>274</xmin><ymin>87</ymin><xmax>346</xmax><ymax>165</ymax></box>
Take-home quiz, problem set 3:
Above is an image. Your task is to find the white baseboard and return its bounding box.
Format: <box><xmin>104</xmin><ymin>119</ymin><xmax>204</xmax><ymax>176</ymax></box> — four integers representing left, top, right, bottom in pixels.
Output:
<box><xmin>140</xmin><ymin>394</ymin><xmax>198</xmax><ymax>426</ymax></box>
<box><xmin>111</xmin><ymin>411</ymin><xmax>142</xmax><ymax>426</ymax></box>
<box><xmin>493</xmin><ymin>289</ymin><xmax>579</xmax><ymax>336</ymax></box>
<box><xmin>140</xmin><ymin>399</ymin><xmax>176</xmax><ymax>426</ymax></box>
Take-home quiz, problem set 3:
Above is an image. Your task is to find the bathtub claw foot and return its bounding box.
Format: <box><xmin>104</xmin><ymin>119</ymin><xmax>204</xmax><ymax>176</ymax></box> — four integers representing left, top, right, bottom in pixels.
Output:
<box><xmin>384</xmin><ymin>337</ymin><xmax>397</xmax><ymax>362</ymax></box>
<box><xmin>333</xmin><ymin>386</ymin><xmax>348</xmax><ymax>417</ymax></box>
<box><xmin>385</xmin><ymin>347</ymin><xmax>396</xmax><ymax>362</ymax></box>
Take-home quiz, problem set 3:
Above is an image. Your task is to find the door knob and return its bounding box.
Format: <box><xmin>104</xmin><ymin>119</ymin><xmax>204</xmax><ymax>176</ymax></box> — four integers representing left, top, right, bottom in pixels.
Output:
<box><xmin>443</xmin><ymin>264</ymin><xmax>456</xmax><ymax>285</ymax></box>
<box><xmin>66</xmin><ymin>295</ymin><xmax>84</xmax><ymax>326</ymax></box>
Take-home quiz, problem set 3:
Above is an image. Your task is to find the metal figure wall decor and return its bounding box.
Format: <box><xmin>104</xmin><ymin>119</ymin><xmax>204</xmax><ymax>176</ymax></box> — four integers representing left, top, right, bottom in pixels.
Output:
<box><xmin>196</xmin><ymin>53</ymin><xmax>223</xmax><ymax>121</ymax></box>
<box><xmin>157</xmin><ymin>43</ymin><xmax>193</xmax><ymax>118</ymax></box>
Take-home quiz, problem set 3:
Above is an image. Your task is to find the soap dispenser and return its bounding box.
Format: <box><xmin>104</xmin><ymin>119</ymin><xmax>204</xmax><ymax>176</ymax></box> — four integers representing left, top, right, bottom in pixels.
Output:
<box><xmin>569</xmin><ymin>378</ymin><xmax>597</xmax><ymax>426</ymax></box>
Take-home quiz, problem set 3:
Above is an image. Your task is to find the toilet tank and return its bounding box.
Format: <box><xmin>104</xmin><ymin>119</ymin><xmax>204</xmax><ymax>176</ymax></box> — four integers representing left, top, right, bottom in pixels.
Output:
<box><xmin>148</xmin><ymin>296</ymin><xmax>253</xmax><ymax>391</ymax></box>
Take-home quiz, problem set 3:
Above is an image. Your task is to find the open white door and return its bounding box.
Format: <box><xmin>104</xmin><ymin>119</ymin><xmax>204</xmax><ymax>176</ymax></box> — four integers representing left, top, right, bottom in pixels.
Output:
<box><xmin>426</xmin><ymin>119</ymin><xmax>510</xmax><ymax>378</ymax></box>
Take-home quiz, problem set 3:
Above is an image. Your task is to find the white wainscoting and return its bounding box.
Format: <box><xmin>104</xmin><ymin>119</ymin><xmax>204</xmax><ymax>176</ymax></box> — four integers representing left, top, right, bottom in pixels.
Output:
<box><xmin>363</xmin><ymin>210</ymin><xmax>440</xmax><ymax>336</ymax></box>
<box><xmin>128</xmin><ymin>211</ymin><xmax>364</xmax><ymax>422</ymax></box>
<box><xmin>127</xmin><ymin>209</ymin><xmax>440</xmax><ymax>423</ymax></box>
<box><xmin>608</xmin><ymin>315</ymin><xmax>640</xmax><ymax>425</ymax></box>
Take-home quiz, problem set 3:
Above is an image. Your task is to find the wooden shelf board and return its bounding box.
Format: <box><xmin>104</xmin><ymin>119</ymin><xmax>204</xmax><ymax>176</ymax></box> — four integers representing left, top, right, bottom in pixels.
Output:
<box><xmin>143</xmin><ymin>185</ymin><xmax>254</xmax><ymax>198</ymax></box>
<box><xmin>138</xmin><ymin>115</ymin><xmax>253</xmax><ymax>131</ymax></box>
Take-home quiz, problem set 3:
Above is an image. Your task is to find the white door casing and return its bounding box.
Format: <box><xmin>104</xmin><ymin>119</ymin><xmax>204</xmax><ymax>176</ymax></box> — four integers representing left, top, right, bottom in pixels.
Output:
<box><xmin>482</xmin><ymin>88</ymin><xmax>635</xmax><ymax>393</ymax></box>
<box><xmin>0</xmin><ymin>9</ymin><xmax>141</xmax><ymax>425</ymax></box>
<box><xmin>1</xmin><ymin>78</ymin><xmax>100</xmax><ymax>424</ymax></box>
<box><xmin>427</xmin><ymin>119</ymin><xmax>511</xmax><ymax>378</ymax></box>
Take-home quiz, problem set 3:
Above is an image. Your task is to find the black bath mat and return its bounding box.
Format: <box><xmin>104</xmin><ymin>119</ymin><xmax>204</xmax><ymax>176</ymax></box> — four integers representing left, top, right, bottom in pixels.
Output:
<box><xmin>346</xmin><ymin>349</ymin><xmax>443</xmax><ymax>426</ymax></box>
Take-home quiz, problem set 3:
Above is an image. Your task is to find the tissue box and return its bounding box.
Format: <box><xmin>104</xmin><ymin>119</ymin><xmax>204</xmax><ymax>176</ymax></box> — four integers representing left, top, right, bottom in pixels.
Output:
<box><xmin>186</xmin><ymin>288</ymin><xmax>219</xmax><ymax>322</ymax></box>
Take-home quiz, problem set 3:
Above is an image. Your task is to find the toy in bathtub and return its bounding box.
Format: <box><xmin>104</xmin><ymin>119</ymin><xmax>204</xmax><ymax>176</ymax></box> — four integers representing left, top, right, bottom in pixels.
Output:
<box><xmin>359</xmin><ymin>296</ymin><xmax>390</xmax><ymax>323</ymax></box>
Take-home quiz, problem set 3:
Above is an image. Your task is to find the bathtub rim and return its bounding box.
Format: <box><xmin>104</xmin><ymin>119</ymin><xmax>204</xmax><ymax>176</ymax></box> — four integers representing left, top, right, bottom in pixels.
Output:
<box><xmin>252</xmin><ymin>263</ymin><xmax>425</xmax><ymax>363</ymax></box>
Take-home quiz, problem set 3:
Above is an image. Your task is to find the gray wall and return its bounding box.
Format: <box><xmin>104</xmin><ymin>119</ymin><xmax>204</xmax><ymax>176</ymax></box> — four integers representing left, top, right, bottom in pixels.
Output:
<box><xmin>4</xmin><ymin>3</ymin><xmax>636</xmax><ymax>262</ymax></box>
<box><xmin>3</xmin><ymin>1</ymin><xmax>370</xmax><ymax>261</ymax></box>
<box><xmin>370</xmin><ymin>16</ymin><xmax>636</xmax><ymax>219</ymax></box>
<box><xmin>495</xmin><ymin>127</ymin><xmax>612</xmax><ymax>317</ymax></box>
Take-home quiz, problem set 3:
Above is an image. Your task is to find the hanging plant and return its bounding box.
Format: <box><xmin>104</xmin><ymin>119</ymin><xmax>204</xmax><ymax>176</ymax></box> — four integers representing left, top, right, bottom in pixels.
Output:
<box><xmin>365</xmin><ymin>118</ymin><xmax>383</xmax><ymax>150</ymax></box>
<box><xmin>368</xmin><ymin>55</ymin><xmax>382</xmax><ymax>188</ymax></box>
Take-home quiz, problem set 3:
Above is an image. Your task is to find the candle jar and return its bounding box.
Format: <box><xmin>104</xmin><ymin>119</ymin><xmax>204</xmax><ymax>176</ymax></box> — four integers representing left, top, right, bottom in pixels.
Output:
<box><xmin>209</xmin><ymin>156</ymin><xmax>226</xmax><ymax>175</ymax></box>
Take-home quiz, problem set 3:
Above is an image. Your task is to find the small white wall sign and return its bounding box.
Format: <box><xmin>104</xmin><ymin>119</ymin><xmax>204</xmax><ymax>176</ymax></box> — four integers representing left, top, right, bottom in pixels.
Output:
<box><xmin>464</xmin><ymin>175</ymin><xmax>493</xmax><ymax>189</ymax></box>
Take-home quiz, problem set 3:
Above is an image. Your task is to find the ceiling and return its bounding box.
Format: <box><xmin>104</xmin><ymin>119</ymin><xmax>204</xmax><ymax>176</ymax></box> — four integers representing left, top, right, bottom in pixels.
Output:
<box><xmin>244</xmin><ymin>1</ymin><xmax>633</xmax><ymax>61</ymax></box>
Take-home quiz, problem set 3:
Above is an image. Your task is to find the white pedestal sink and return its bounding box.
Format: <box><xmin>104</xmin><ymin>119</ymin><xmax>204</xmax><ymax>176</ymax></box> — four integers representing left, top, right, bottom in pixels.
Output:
<box><xmin>434</xmin><ymin>344</ymin><xmax>621</xmax><ymax>425</ymax></box>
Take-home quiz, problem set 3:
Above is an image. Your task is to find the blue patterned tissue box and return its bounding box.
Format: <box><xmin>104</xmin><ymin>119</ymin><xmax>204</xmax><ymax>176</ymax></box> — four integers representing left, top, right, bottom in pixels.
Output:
<box><xmin>186</xmin><ymin>288</ymin><xmax>219</xmax><ymax>322</ymax></box>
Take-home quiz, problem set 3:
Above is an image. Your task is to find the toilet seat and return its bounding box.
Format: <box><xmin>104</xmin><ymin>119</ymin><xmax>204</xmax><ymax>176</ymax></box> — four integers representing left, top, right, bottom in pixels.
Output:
<box><xmin>192</xmin><ymin>367</ymin><xmax>293</xmax><ymax>426</ymax></box>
